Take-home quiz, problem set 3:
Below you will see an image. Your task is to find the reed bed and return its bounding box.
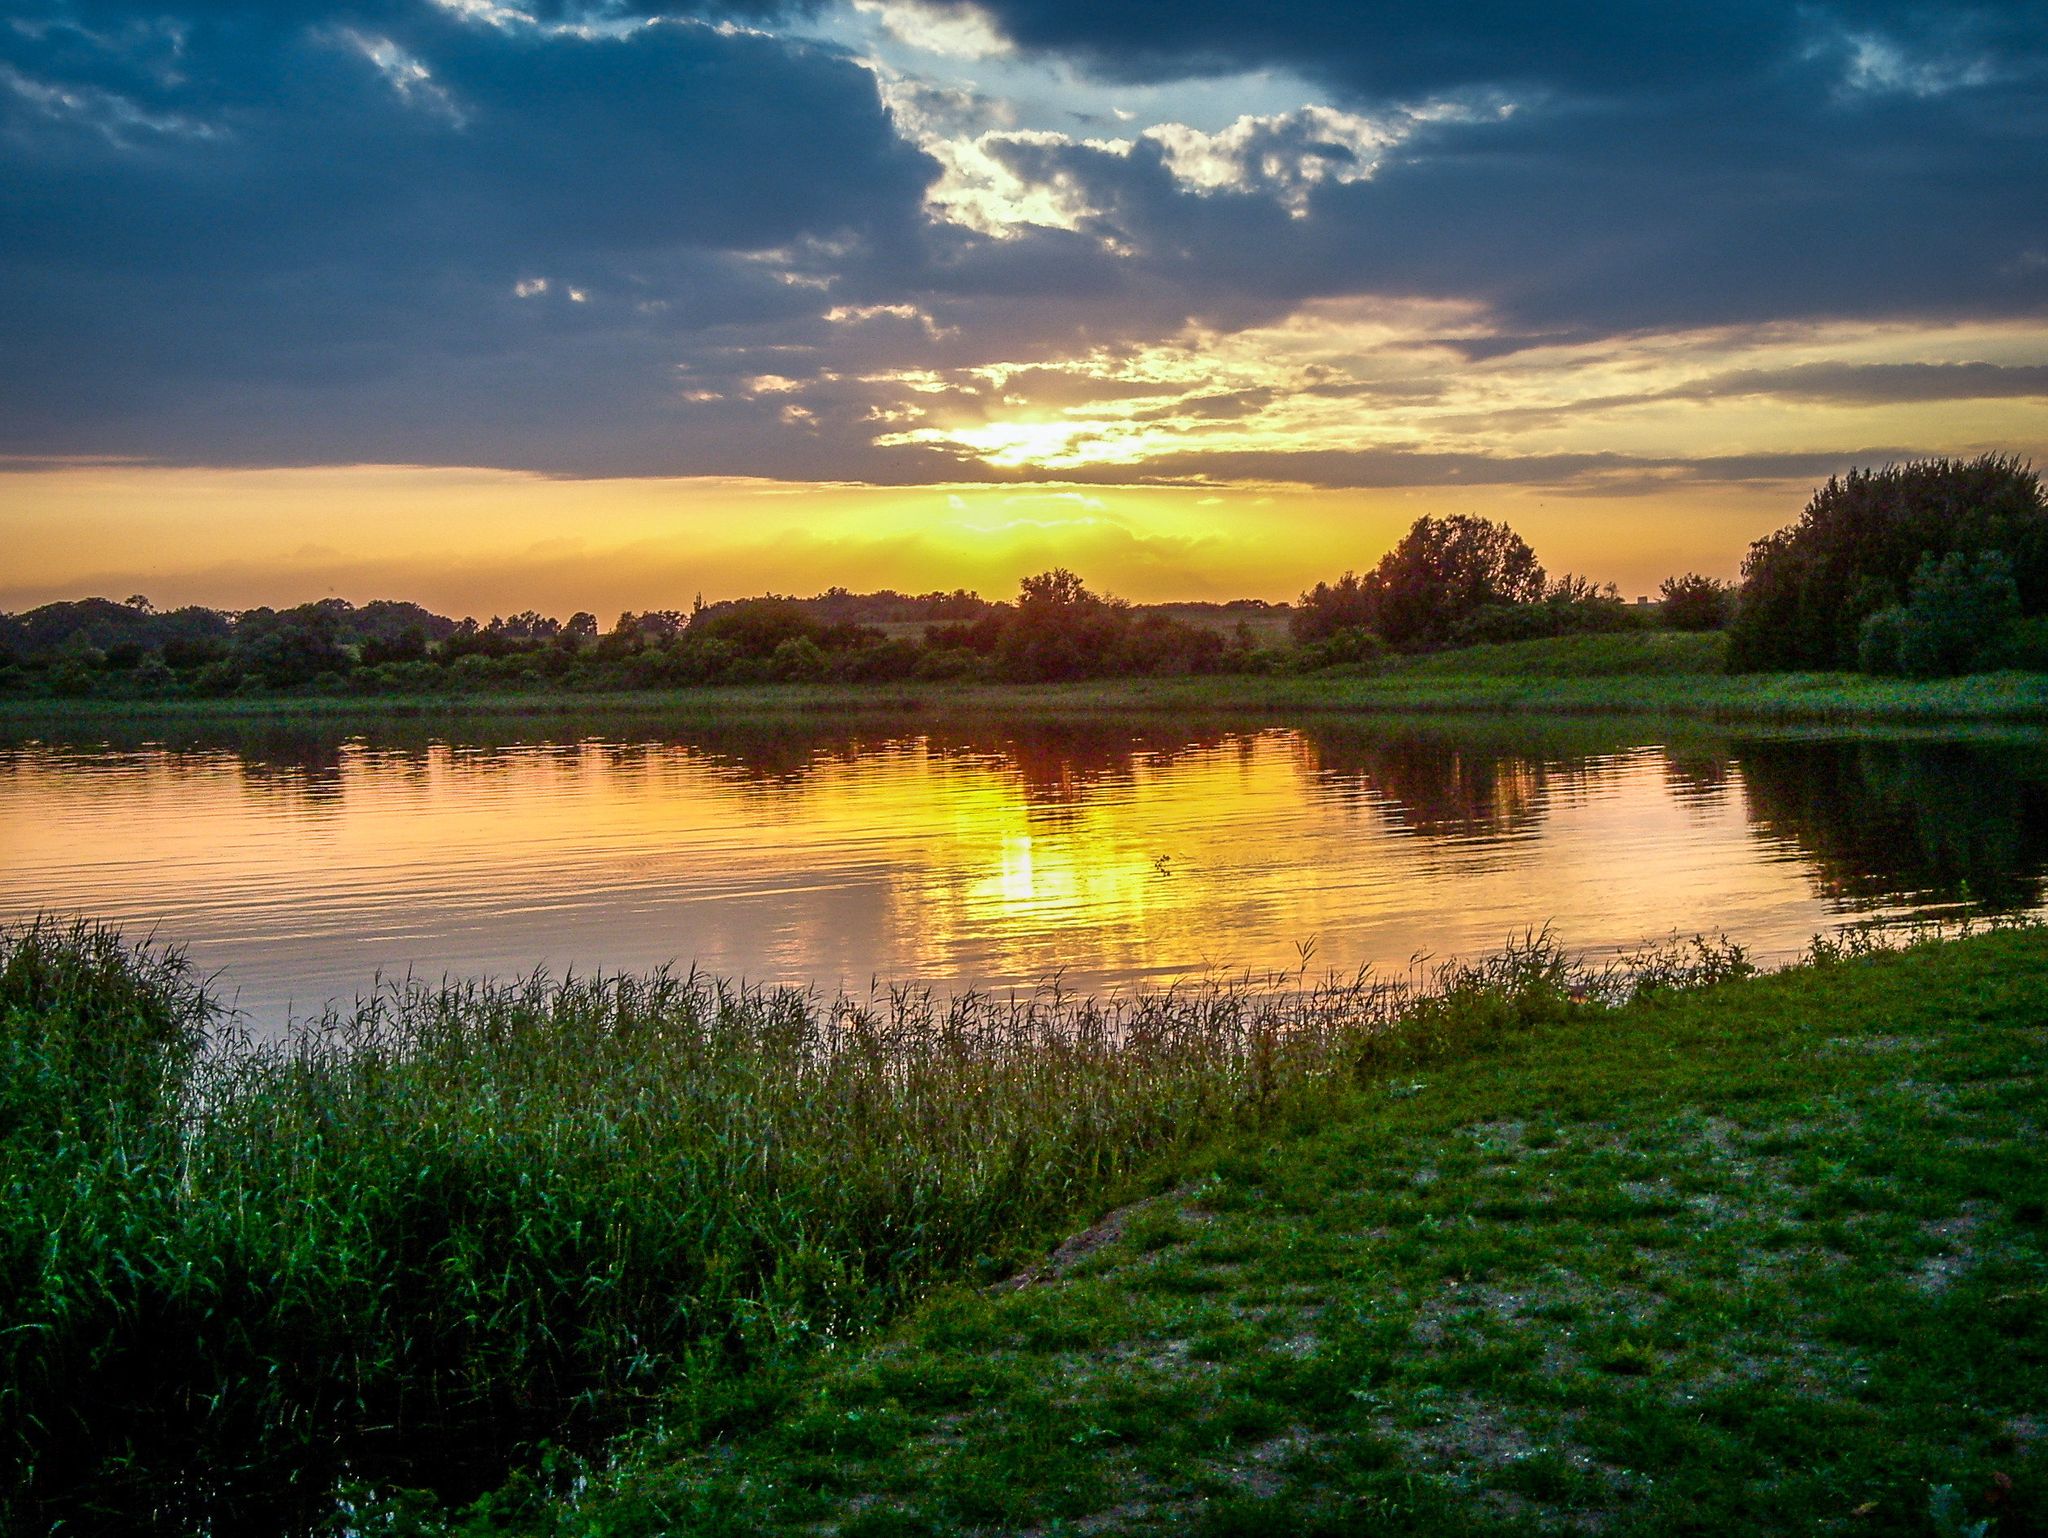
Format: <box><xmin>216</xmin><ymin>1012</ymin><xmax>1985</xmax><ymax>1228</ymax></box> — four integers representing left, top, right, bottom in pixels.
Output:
<box><xmin>0</xmin><ymin>917</ymin><xmax>1750</xmax><ymax>1533</ymax></box>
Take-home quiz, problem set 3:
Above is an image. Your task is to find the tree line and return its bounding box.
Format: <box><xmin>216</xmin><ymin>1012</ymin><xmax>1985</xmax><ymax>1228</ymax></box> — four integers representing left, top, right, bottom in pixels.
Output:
<box><xmin>0</xmin><ymin>583</ymin><xmax>1299</xmax><ymax>697</ymax></box>
<box><xmin>3</xmin><ymin>455</ymin><xmax>2042</xmax><ymax>699</ymax></box>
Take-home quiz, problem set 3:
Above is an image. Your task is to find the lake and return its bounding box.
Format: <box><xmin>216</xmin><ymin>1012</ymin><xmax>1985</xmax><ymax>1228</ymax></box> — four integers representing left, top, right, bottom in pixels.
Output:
<box><xmin>4</xmin><ymin>713</ymin><xmax>2045</xmax><ymax>1029</ymax></box>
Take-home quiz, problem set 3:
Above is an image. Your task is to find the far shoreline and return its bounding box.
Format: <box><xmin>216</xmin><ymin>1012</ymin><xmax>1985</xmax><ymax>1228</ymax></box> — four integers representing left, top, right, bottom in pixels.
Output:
<box><xmin>10</xmin><ymin>666</ymin><xmax>2048</xmax><ymax>728</ymax></box>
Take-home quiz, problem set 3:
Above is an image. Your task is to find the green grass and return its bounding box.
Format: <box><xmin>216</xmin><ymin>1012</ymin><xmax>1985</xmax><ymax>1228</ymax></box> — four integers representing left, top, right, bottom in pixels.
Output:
<box><xmin>466</xmin><ymin>925</ymin><xmax>2048</xmax><ymax>1538</ymax></box>
<box><xmin>10</xmin><ymin>630</ymin><xmax>2048</xmax><ymax>725</ymax></box>
<box><xmin>1384</xmin><ymin>630</ymin><xmax>1729</xmax><ymax>678</ymax></box>
<box><xmin>9</xmin><ymin>920</ymin><xmax>2046</xmax><ymax>1535</ymax></box>
<box><xmin>1</xmin><ymin>921</ymin><xmax>1636</xmax><ymax>1535</ymax></box>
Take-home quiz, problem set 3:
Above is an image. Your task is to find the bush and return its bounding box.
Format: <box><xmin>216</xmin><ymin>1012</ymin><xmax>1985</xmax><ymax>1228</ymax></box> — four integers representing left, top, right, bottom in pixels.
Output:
<box><xmin>1728</xmin><ymin>456</ymin><xmax>2048</xmax><ymax>671</ymax></box>
<box><xmin>913</xmin><ymin>645</ymin><xmax>989</xmax><ymax>681</ymax></box>
<box><xmin>1290</xmin><ymin>626</ymin><xmax>1388</xmax><ymax>671</ymax></box>
<box><xmin>1857</xmin><ymin>606</ymin><xmax>1908</xmax><ymax>675</ymax></box>
<box><xmin>1897</xmin><ymin>550</ymin><xmax>2022</xmax><ymax>678</ymax></box>
<box><xmin>45</xmin><ymin>657</ymin><xmax>98</xmax><ymax>697</ymax></box>
<box><xmin>770</xmin><ymin>636</ymin><xmax>828</xmax><ymax>683</ymax></box>
<box><xmin>1109</xmin><ymin>613</ymin><xmax>1228</xmax><ymax>676</ymax></box>
<box><xmin>689</xmin><ymin>599</ymin><xmax>824</xmax><ymax>659</ymax></box>
<box><xmin>1658</xmin><ymin>573</ymin><xmax>1734</xmax><ymax>631</ymax></box>
<box><xmin>1449</xmin><ymin>602</ymin><xmax>1559</xmax><ymax>647</ymax></box>
<box><xmin>191</xmin><ymin>659</ymin><xmax>245</xmax><ymax>696</ymax></box>
<box><xmin>1290</xmin><ymin>572</ymin><xmax>1376</xmax><ymax>643</ymax></box>
<box><xmin>1857</xmin><ymin>551</ymin><xmax>2021</xmax><ymax>678</ymax></box>
<box><xmin>1991</xmin><ymin>615</ymin><xmax>2048</xmax><ymax>672</ymax></box>
<box><xmin>832</xmin><ymin>638</ymin><xmax>922</xmax><ymax>683</ymax></box>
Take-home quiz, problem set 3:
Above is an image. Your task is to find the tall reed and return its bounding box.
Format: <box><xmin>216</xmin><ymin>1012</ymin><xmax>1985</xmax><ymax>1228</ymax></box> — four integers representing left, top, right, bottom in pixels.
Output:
<box><xmin>0</xmin><ymin>919</ymin><xmax>1741</xmax><ymax>1533</ymax></box>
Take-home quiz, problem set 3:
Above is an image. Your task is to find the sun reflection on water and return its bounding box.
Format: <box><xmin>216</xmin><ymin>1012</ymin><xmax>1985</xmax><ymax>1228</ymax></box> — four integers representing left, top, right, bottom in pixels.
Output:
<box><xmin>3</xmin><ymin>720</ymin><xmax>2045</xmax><ymax>1031</ymax></box>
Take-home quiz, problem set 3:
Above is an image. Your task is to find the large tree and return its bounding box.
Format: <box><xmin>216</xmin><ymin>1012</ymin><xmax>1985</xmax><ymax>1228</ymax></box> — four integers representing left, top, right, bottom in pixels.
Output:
<box><xmin>999</xmin><ymin>568</ymin><xmax>1127</xmax><ymax>681</ymax></box>
<box><xmin>1306</xmin><ymin>515</ymin><xmax>1547</xmax><ymax>648</ymax></box>
<box><xmin>1726</xmin><ymin>456</ymin><xmax>2048</xmax><ymax>672</ymax></box>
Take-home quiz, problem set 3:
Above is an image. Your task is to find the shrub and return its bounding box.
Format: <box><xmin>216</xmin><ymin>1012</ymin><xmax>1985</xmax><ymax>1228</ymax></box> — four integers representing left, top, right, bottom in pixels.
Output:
<box><xmin>1857</xmin><ymin>606</ymin><xmax>1908</xmax><ymax>675</ymax></box>
<box><xmin>1658</xmin><ymin>573</ymin><xmax>1735</xmax><ymax>631</ymax></box>
<box><xmin>1728</xmin><ymin>456</ymin><xmax>2048</xmax><ymax>671</ymax></box>
<box><xmin>191</xmin><ymin>658</ymin><xmax>245</xmax><ymax>696</ymax></box>
<box><xmin>1290</xmin><ymin>626</ymin><xmax>1388</xmax><ymax>671</ymax></box>
<box><xmin>1896</xmin><ymin>550</ymin><xmax>2022</xmax><ymax>678</ymax></box>
<box><xmin>913</xmin><ymin>645</ymin><xmax>989</xmax><ymax>681</ymax></box>
<box><xmin>1109</xmin><ymin>613</ymin><xmax>1228</xmax><ymax>676</ymax></box>
<box><xmin>688</xmin><ymin>599</ymin><xmax>822</xmax><ymax>659</ymax></box>
<box><xmin>1290</xmin><ymin>572</ymin><xmax>1377</xmax><ymax>643</ymax></box>
<box><xmin>770</xmin><ymin>636</ymin><xmax>829</xmax><ymax>683</ymax></box>
<box><xmin>1991</xmin><ymin>615</ymin><xmax>2048</xmax><ymax>672</ymax></box>
<box><xmin>832</xmin><ymin>638</ymin><xmax>922</xmax><ymax>683</ymax></box>
<box><xmin>45</xmin><ymin>657</ymin><xmax>97</xmax><ymax>697</ymax></box>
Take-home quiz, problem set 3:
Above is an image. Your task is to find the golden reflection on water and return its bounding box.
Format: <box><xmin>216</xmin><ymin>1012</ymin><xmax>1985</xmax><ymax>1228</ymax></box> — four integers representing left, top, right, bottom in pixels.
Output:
<box><xmin>3</xmin><ymin>722</ymin><xmax>2044</xmax><ymax>1030</ymax></box>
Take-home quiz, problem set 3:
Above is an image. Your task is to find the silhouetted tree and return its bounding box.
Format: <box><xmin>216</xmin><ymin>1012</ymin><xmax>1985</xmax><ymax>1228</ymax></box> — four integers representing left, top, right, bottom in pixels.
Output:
<box><xmin>1727</xmin><ymin>456</ymin><xmax>2048</xmax><ymax>671</ymax></box>
<box><xmin>999</xmin><ymin>569</ymin><xmax>1126</xmax><ymax>681</ymax></box>
<box><xmin>1291</xmin><ymin>572</ymin><xmax>1377</xmax><ymax>642</ymax></box>
<box><xmin>1859</xmin><ymin>550</ymin><xmax>2022</xmax><ymax>678</ymax></box>
<box><xmin>1344</xmin><ymin>515</ymin><xmax>1548</xmax><ymax>648</ymax></box>
<box><xmin>1659</xmin><ymin>573</ymin><xmax>1735</xmax><ymax>631</ymax></box>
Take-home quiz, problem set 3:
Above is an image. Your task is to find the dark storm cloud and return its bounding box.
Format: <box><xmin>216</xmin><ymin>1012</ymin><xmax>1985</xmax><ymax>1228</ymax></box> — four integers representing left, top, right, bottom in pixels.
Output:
<box><xmin>2</xmin><ymin>0</ymin><xmax>2044</xmax><ymax>481</ymax></box>
<box><xmin>1675</xmin><ymin>361</ymin><xmax>2048</xmax><ymax>405</ymax></box>
<box><xmin>910</xmin><ymin>446</ymin><xmax>1933</xmax><ymax>494</ymax></box>
<box><xmin>933</xmin><ymin>0</ymin><xmax>2048</xmax><ymax>101</ymax></box>
<box><xmin>908</xmin><ymin>5</ymin><xmax>2048</xmax><ymax>339</ymax></box>
<box><xmin>0</xmin><ymin>1</ymin><xmax>935</xmax><ymax>467</ymax></box>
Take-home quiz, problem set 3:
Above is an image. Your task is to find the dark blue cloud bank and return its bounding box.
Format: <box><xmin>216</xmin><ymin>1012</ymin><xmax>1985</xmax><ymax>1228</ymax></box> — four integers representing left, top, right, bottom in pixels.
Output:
<box><xmin>2</xmin><ymin>0</ymin><xmax>2044</xmax><ymax>482</ymax></box>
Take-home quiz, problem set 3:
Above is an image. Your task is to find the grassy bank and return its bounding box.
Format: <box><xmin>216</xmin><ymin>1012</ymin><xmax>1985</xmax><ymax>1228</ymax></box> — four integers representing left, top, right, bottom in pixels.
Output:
<box><xmin>8</xmin><ymin>921</ymin><xmax>2043</xmax><ymax>1534</ymax></box>
<box><xmin>5</xmin><ymin>920</ymin><xmax>1675</xmax><ymax>1536</ymax></box>
<box><xmin>477</xmin><ymin>925</ymin><xmax>2048</xmax><ymax>1538</ymax></box>
<box><xmin>9</xmin><ymin>633</ymin><xmax>2048</xmax><ymax>727</ymax></box>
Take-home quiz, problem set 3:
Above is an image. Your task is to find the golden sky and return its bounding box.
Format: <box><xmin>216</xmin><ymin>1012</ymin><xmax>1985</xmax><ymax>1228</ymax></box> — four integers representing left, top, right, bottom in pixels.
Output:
<box><xmin>8</xmin><ymin>310</ymin><xmax>2044</xmax><ymax>615</ymax></box>
<box><xmin>3</xmin><ymin>1</ymin><xmax>2045</xmax><ymax>615</ymax></box>
<box><xmin>0</xmin><ymin>462</ymin><xmax>1819</xmax><ymax>615</ymax></box>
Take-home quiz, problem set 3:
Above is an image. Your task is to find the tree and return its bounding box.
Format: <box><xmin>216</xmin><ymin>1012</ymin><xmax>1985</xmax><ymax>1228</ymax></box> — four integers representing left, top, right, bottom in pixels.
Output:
<box><xmin>360</xmin><ymin>625</ymin><xmax>428</xmax><ymax>666</ymax></box>
<box><xmin>1727</xmin><ymin>456</ymin><xmax>2048</xmax><ymax>671</ymax></box>
<box><xmin>1361</xmin><ymin>514</ymin><xmax>1547</xmax><ymax>648</ymax></box>
<box><xmin>1291</xmin><ymin>572</ymin><xmax>1377</xmax><ymax>643</ymax></box>
<box><xmin>1859</xmin><ymin>550</ymin><xmax>2021</xmax><ymax>678</ymax></box>
<box><xmin>236</xmin><ymin>608</ymin><xmax>350</xmax><ymax>686</ymax></box>
<box><xmin>999</xmin><ymin>568</ymin><xmax>1126</xmax><ymax>681</ymax></box>
<box><xmin>687</xmin><ymin>598</ymin><xmax>818</xmax><ymax>658</ymax></box>
<box><xmin>1658</xmin><ymin>573</ymin><xmax>1735</xmax><ymax>631</ymax></box>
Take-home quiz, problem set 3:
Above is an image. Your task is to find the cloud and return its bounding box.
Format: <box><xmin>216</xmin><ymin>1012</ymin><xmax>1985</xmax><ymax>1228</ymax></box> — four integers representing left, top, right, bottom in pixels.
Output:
<box><xmin>1672</xmin><ymin>360</ymin><xmax>2048</xmax><ymax>405</ymax></box>
<box><xmin>1</xmin><ymin>0</ymin><xmax>2043</xmax><ymax>491</ymax></box>
<box><xmin>0</xmin><ymin>1</ymin><xmax>938</xmax><ymax>467</ymax></box>
<box><xmin>897</xmin><ymin>1</ymin><xmax>2048</xmax><ymax>338</ymax></box>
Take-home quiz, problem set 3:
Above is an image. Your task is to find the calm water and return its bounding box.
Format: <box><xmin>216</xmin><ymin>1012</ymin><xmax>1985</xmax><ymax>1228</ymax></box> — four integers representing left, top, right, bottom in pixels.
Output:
<box><xmin>5</xmin><ymin>714</ymin><xmax>2046</xmax><ymax>1029</ymax></box>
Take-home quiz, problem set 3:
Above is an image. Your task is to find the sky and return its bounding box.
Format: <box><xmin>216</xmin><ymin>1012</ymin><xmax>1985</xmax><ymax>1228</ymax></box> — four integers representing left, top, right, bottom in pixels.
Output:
<box><xmin>3</xmin><ymin>0</ymin><xmax>2046</xmax><ymax>615</ymax></box>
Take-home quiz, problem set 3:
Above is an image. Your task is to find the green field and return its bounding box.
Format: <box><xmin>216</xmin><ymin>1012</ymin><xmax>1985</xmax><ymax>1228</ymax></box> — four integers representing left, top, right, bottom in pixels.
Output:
<box><xmin>11</xmin><ymin>632</ymin><xmax>2048</xmax><ymax>728</ymax></box>
<box><xmin>7</xmin><ymin>919</ymin><xmax>2044</xmax><ymax>1534</ymax></box>
<box><xmin>477</xmin><ymin>925</ymin><xmax>2048</xmax><ymax>1538</ymax></box>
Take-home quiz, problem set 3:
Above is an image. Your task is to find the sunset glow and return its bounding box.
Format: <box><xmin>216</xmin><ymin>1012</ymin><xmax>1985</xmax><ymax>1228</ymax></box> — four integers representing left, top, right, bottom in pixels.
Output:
<box><xmin>2</xmin><ymin>1</ymin><xmax>2043</xmax><ymax>609</ymax></box>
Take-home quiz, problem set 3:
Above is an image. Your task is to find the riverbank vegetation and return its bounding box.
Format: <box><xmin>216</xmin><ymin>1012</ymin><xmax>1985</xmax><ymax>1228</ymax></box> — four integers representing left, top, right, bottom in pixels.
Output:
<box><xmin>13</xmin><ymin>631</ymin><xmax>2048</xmax><ymax>725</ymax></box>
<box><xmin>3</xmin><ymin>916</ymin><xmax>1756</xmax><ymax>1534</ymax></box>
<box><xmin>520</xmin><ymin>922</ymin><xmax>2048</xmax><ymax>1538</ymax></box>
<box><xmin>7</xmin><ymin>920</ymin><xmax>2042</xmax><ymax>1535</ymax></box>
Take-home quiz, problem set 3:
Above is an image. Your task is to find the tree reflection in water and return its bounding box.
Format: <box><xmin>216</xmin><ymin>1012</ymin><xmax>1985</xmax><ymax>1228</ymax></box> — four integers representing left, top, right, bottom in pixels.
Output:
<box><xmin>1736</xmin><ymin>738</ymin><xmax>2048</xmax><ymax>912</ymax></box>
